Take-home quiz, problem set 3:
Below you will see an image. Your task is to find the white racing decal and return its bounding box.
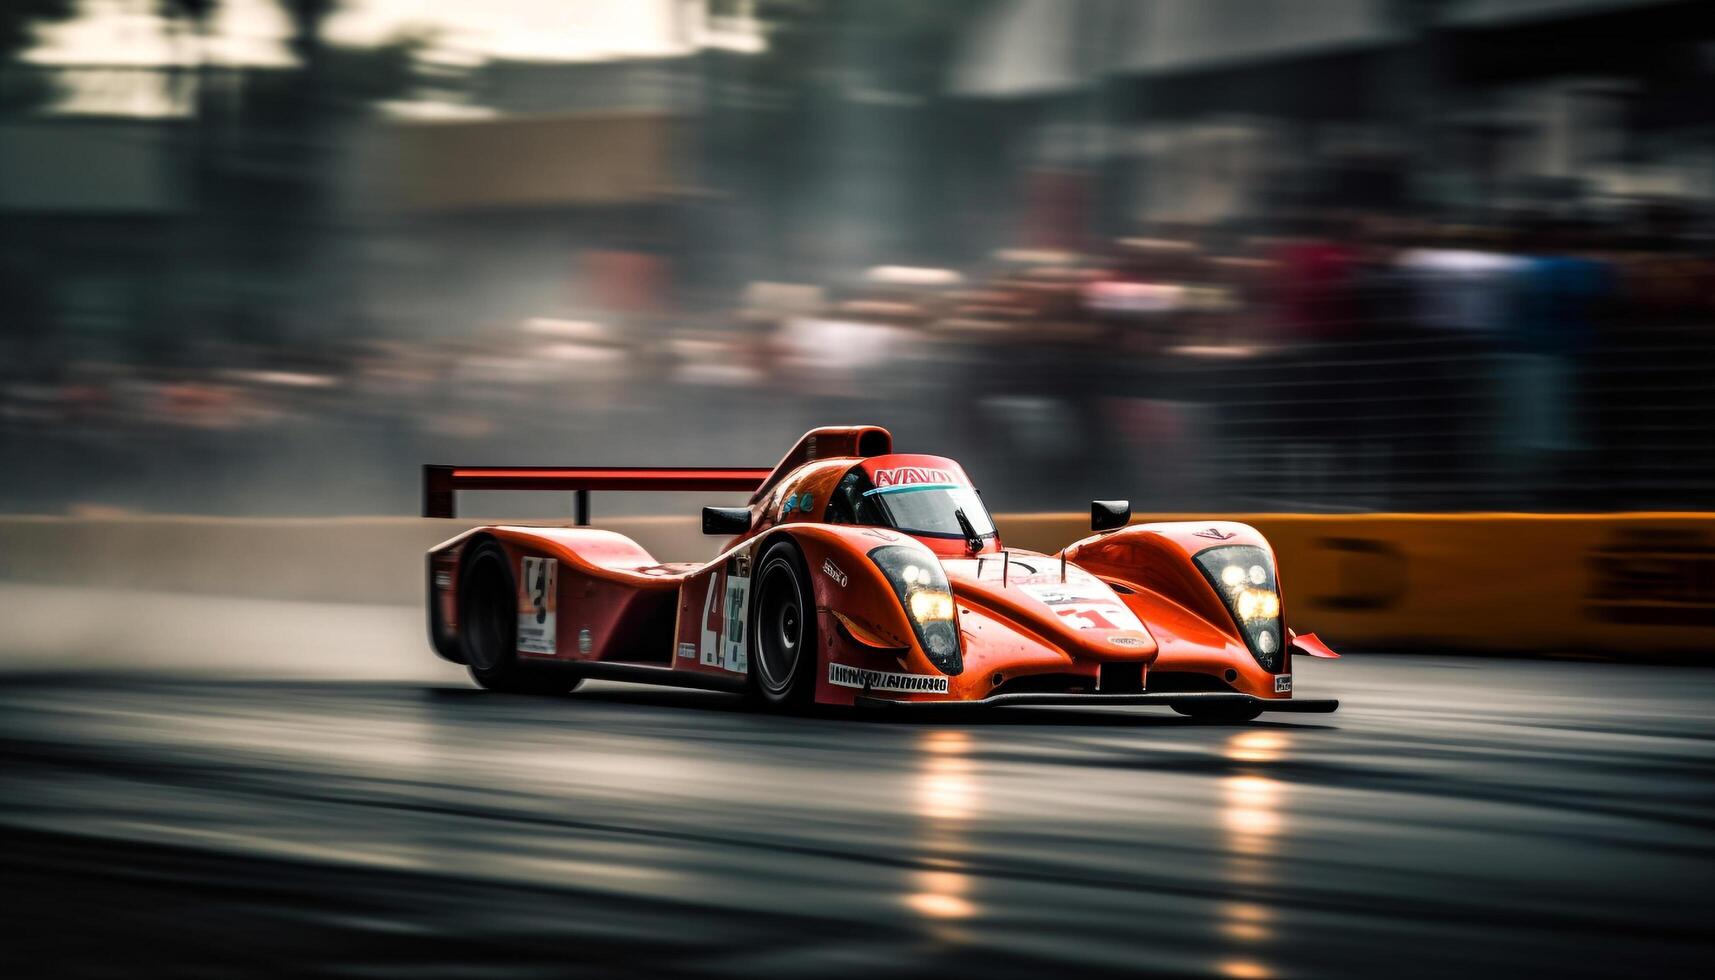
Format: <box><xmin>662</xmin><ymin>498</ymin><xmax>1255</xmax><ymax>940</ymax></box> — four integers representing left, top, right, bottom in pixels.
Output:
<box><xmin>1019</xmin><ymin>577</ymin><xmax>1146</xmax><ymax>633</ymax></box>
<box><xmin>677</xmin><ymin>642</ymin><xmax>697</xmax><ymax>659</ymax></box>
<box><xmin>698</xmin><ymin>555</ymin><xmax>751</xmax><ymax>673</ymax></box>
<box><xmin>1274</xmin><ymin>674</ymin><xmax>1292</xmax><ymax>694</ymax></box>
<box><xmin>1108</xmin><ymin>633</ymin><xmax>1150</xmax><ymax>648</ymax></box>
<box><xmin>828</xmin><ymin>663</ymin><xmax>949</xmax><ymax>694</ymax></box>
<box><xmin>518</xmin><ymin>556</ymin><xmax>557</xmax><ymax>654</ymax></box>
<box><xmin>822</xmin><ymin>558</ymin><xmax>847</xmax><ymax>587</ymax></box>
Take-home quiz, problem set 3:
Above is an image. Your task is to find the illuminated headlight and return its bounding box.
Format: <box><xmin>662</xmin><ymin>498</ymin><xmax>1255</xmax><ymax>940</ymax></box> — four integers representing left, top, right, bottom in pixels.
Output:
<box><xmin>1194</xmin><ymin>544</ymin><xmax>1284</xmax><ymax>672</ymax></box>
<box><xmin>909</xmin><ymin>589</ymin><xmax>955</xmax><ymax>622</ymax></box>
<box><xmin>868</xmin><ymin>545</ymin><xmax>962</xmax><ymax>675</ymax></box>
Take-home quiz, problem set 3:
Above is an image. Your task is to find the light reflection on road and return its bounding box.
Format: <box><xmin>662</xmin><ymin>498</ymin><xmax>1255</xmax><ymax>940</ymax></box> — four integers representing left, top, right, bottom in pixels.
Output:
<box><xmin>907</xmin><ymin>729</ymin><xmax>980</xmax><ymax>936</ymax></box>
<box><xmin>1215</xmin><ymin>729</ymin><xmax>1289</xmax><ymax>979</ymax></box>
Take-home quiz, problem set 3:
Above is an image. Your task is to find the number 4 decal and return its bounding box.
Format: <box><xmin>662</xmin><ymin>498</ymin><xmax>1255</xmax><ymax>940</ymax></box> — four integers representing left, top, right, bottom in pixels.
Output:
<box><xmin>699</xmin><ymin>570</ymin><xmax>724</xmax><ymax>667</ymax></box>
<box><xmin>697</xmin><ymin>558</ymin><xmax>752</xmax><ymax>673</ymax></box>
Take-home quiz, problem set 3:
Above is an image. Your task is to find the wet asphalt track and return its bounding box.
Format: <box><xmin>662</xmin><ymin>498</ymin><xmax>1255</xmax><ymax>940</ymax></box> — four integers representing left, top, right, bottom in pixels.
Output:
<box><xmin>3</xmin><ymin>654</ymin><xmax>1713</xmax><ymax>979</ymax></box>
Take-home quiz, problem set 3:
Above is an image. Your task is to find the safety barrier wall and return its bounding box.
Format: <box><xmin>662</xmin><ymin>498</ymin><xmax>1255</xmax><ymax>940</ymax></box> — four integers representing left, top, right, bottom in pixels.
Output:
<box><xmin>1010</xmin><ymin>513</ymin><xmax>1715</xmax><ymax>656</ymax></box>
<box><xmin>3</xmin><ymin>512</ymin><xmax>1711</xmax><ymax>655</ymax></box>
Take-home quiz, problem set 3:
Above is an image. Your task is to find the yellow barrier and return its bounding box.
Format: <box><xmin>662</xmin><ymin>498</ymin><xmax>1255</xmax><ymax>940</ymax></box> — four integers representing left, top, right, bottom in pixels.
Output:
<box><xmin>3</xmin><ymin>513</ymin><xmax>1711</xmax><ymax>655</ymax></box>
<box><xmin>1011</xmin><ymin>513</ymin><xmax>1715</xmax><ymax>656</ymax></box>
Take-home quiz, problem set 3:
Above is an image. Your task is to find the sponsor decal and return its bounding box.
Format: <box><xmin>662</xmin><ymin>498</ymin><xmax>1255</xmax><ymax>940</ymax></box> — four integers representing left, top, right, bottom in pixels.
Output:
<box><xmin>1194</xmin><ymin>527</ymin><xmax>1236</xmax><ymax>541</ymax></box>
<box><xmin>578</xmin><ymin>628</ymin><xmax>593</xmax><ymax>655</ymax></box>
<box><xmin>828</xmin><ymin>663</ymin><xmax>949</xmax><ymax>694</ymax></box>
<box><xmin>822</xmin><ymin>558</ymin><xmax>848</xmax><ymax>588</ymax></box>
<box><xmin>1021</xmin><ymin>584</ymin><xmax>1090</xmax><ymax>605</ymax></box>
<box><xmin>1108</xmin><ymin>633</ymin><xmax>1150</xmax><ymax>648</ymax></box>
<box><xmin>434</xmin><ymin>571</ymin><xmax>452</xmax><ymax>590</ymax></box>
<box><xmin>677</xmin><ymin>642</ymin><xmax>697</xmax><ymax>659</ymax></box>
<box><xmin>518</xmin><ymin>556</ymin><xmax>557</xmax><ymax>654</ymax></box>
<box><xmin>866</xmin><ymin>466</ymin><xmax>961</xmax><ymax>495</ymax></box>
<box><xmin>1020</xmin><ymin>579</ymin><xmax>1147</xmax><ymax>633</ymax></box>
<box><xmin>780</xmin><ymin>491</ymin><xmax>815</xmax><ymax>516</ymax></box>
<box><xmin>1274</xmin><ymin>674</ymin><xmax>1292</xmax><ymax>694</ymax></box>
<box><xmin>699</xmin><ymin>554</ymin><xmax>752</xmax><ymax>673</ymax></box>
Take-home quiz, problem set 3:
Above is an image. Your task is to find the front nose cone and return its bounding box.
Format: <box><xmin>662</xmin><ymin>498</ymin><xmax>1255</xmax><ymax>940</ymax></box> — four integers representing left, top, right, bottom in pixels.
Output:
<box><xmin>1085</xmin><ymin>627</ymin><xmax>1158</xmax><ymax>660</ymax></box>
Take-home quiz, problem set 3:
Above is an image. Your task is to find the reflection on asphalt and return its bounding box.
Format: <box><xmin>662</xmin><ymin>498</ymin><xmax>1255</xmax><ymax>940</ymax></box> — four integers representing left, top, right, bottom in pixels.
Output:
<box><xmin>1217</xmin><ymin>733</ymin><xmax>1285</xmax><ymax>979</ymax></box>
<box><xmin>3</xmin><ymin>654</ymin><xmax>1714</xmax><ymax>978</ymax></box>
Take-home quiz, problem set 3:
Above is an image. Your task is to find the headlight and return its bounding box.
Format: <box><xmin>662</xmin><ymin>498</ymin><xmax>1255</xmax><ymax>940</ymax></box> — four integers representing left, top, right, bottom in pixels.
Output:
<box><xmin>868</xmin><ymin>545</ymin><xmax>962</xmax><ymax>675</ymax></box>
<box><xmin>1193</xmin><ymin>544</ymin><xmax>1284</xmax><ymax>672</ymax></box>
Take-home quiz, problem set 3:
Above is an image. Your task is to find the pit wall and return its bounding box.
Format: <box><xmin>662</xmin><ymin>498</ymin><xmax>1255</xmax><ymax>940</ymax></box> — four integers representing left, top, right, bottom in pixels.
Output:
<box><xmin>2</xmin><ymin>513</ymin><xmax>1710</xmax><ymax>656</ymax></box>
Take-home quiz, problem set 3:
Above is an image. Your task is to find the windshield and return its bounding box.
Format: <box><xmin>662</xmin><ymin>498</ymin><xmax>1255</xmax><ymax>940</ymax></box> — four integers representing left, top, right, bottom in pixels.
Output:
<box><xmin>826</xmin><ymin>467</ymin><xmax>996</xmax><ymax>540</ymax></box>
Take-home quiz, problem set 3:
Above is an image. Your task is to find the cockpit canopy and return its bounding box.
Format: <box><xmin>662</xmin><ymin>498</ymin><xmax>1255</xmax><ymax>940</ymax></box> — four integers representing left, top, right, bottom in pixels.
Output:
<box><xmin>825</xmin><ymin>454</ymin><xmax>997</xmax><ymax>549</ymax></box>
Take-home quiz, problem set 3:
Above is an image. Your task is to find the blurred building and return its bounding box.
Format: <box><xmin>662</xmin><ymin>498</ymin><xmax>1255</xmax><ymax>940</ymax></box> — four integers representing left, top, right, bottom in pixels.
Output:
<box><xmin>950</xmin><ymin>0</ymin><xmax>1714</xmax><ymax>233</ymax></box>
<box><xmin>0</xmin><ymin>114</ymin><xmax>188</xmax><ymax>364</ymax></box>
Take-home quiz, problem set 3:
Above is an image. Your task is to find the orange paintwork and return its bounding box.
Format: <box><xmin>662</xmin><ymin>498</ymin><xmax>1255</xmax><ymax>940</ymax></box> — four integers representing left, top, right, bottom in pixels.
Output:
<box><xmin>1061</xmin><ymin>521</ymin><xmax>1293</xmax><ymax>700</ymax></box>
<box><xmin>425</xmin><ymin>425</ymin><xmax>1334</xmax><ymax>705</ymax></box>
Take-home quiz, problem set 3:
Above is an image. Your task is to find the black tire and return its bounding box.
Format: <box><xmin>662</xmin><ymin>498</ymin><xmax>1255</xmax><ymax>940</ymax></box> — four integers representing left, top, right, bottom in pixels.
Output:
<box><xmin>1172</xmin><ymin>700</ymin><xmax>1264</xmax><ymax>723</ymax></box>
<box><xmin>458</xmin><ymin>541</ymin><xmax>582</xmax><ymax>695</ymax></box>
<box><xmin>747</xmin><ymin>538</ymin><xmax>818</xmax><ymax>709</ymax></box>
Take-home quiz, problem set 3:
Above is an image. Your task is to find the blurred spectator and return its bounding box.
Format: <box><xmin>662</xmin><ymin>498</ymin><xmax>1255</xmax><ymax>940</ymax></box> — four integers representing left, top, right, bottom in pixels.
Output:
<box><xmin>1</xmin><ymin>0</ymin><xmax>1712</xmax><ymax>516</ymax></box>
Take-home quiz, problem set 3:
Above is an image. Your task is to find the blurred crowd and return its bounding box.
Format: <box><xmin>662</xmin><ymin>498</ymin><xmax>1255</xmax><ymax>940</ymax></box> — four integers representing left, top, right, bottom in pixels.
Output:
<box><xmin>4</xmin><ymin>205</ymin><xmax>1711</xmax><ymax>516</ymax></box>
<box><xmin>3</xmin><ymin>0</ymin><xmax>1713</xmax><ymax>516</ymax></box>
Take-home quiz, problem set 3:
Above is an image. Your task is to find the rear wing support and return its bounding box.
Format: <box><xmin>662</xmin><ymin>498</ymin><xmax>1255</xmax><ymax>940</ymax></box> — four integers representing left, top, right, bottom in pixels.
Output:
<box><xmin>422</xmin><ymin>465</ymin><xmax>772</xmax><ymax>524</ymax></box>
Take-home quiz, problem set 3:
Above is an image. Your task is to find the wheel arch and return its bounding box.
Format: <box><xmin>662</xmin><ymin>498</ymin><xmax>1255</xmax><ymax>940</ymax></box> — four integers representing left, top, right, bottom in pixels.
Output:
<box><xmin>427</xmin><ymin>528</ymin><xmax>501</xmax><ymax>664</ymax></box>
<box><xmin>747</xmin><ymin>531</ymin><xmax>821</xmax><ymax>706</ymax></box>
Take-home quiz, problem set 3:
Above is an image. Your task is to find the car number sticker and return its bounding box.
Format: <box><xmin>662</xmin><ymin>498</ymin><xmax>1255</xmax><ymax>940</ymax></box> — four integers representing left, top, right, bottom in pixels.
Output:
<box><xmin>698</xmin><ymin>555</ymin><xmax>751</xmax><ymax>673</ymax></box>
<box><xmin>518</xmin><ymin>556</ymin><xmax>557</xmax><ymax>654</ymax></box>
<box><xmin>1020</xmin><ymin>578</ymin><xmax>1145</xmax><ymax>633</ymax></box>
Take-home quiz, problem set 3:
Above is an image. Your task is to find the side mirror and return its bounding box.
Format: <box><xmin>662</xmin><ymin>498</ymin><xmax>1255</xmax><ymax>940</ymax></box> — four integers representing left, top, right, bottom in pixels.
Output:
<box><xmin>1091</xmin><ymin>499</ymin><xmax>1131</xmax><ymax>532</ymax></box>
<box><xmin>702</xmin><ymin>506</ymin><xmax>751</xmax><ymax>536</ymax></box>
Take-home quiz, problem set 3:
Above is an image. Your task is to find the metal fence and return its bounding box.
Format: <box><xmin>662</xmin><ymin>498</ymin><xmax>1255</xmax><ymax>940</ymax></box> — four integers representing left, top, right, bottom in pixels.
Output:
<box><xmin>1148</xmin><ymin>322</ymin><xmax>1715</xmax><ymax>512</ymax></box>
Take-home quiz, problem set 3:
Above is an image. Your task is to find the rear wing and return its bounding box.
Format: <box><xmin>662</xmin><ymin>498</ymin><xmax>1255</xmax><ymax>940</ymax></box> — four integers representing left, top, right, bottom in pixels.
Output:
<box><xmin>422</xmin><ymin>465</ymin><xmax>772</xmax><ymax>523</ymax></box>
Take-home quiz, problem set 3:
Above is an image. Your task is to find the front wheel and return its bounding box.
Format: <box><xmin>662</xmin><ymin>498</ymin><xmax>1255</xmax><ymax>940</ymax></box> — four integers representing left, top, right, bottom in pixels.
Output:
<box><xmin>748</xmin><ymin>539</ymin><xmax>818</xmax><ymax>709</ymax></box>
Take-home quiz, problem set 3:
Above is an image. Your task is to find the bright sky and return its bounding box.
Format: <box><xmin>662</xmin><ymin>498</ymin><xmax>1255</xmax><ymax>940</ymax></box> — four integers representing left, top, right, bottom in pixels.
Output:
<box><xmin>24</xmin><ymin>0</ymin><xmax>735</xmax><ymax>67</ymax></box>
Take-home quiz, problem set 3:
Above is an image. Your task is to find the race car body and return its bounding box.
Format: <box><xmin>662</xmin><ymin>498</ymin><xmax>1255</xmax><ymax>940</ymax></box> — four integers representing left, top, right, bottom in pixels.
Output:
<box><xmin>423</xmin><ymin>425</ymin><xmax>1338</xmax><ymax>719</ymax></box>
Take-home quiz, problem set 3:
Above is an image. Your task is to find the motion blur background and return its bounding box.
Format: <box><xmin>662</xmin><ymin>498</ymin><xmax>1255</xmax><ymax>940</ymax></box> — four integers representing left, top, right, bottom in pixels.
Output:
<box><xmin>4</xmin><ymin>0</ymin><xmax>1713</xmax><ymax>517</ymax></box>
<box><xmin>6</xmin><ymin>7</ymin><xmax>1715</xmax><ymax>978</ymax></box>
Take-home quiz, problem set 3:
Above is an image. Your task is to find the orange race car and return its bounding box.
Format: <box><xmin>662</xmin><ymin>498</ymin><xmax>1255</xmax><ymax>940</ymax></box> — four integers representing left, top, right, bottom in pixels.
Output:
<box><xmin>423</xmin><ymin>425</ymin><xmax>1339</xmax><ymax>720</ymax></box>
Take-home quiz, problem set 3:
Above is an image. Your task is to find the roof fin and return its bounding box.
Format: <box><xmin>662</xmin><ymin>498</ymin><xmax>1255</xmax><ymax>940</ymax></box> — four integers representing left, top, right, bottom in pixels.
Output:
<box><xmin>748</xmin><ymin>425</ymin><xmax>893</xmax><ymax>504</ymax></box>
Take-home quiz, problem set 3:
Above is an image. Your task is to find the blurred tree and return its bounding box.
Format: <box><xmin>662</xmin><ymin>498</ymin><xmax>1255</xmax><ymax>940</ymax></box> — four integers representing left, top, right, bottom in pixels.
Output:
<box><xmin>159</xmin><ymin>0</ymin><xmax>218</xmax><ymax>121</ymax></box>
<box><xmin>0</xmin><ymin>0</ymin><xmax>77</xmax><ymax>112</ymax></box>
<box><xmin>280</xmin><ymin>0</ymin><xmax>334</xmax><ymax>67</ymax></box>
<box><xmin>160</xmin><ymin>0</ymin><xmax>217</xmax><ymax>28</ymax></box>
<box><xmin>0</xmin><ymin>0</ymin><xmax>75</xmax><ymax>57</ymax></box>
<box><xmin>320</xmin><ymin>32</ymin><xmax>428</xmax><ymax>111</ymax></box>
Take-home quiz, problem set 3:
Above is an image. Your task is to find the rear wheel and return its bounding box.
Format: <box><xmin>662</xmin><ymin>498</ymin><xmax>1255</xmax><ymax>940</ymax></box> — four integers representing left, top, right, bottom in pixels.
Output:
<box><xmin>748</xmin><ymin>539</ymin><xmax>817</xmax><ymax>709</ymax></box>
<box><xmin>459</xmin><ymin>541</ymin><xmax>581</xmax><ymax>695</ymax></box>
<box><xmin>1172</xmin><ymin>700</ymin><xmax>1264</xmax><ymax>723</ymax></box>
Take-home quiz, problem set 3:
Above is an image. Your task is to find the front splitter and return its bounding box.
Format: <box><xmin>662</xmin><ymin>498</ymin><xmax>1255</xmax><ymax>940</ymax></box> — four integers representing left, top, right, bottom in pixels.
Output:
<box><xmin>852</xmin><ymin>691</ymin><xmax>1339</xmax><ymax>713</ymax></box>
